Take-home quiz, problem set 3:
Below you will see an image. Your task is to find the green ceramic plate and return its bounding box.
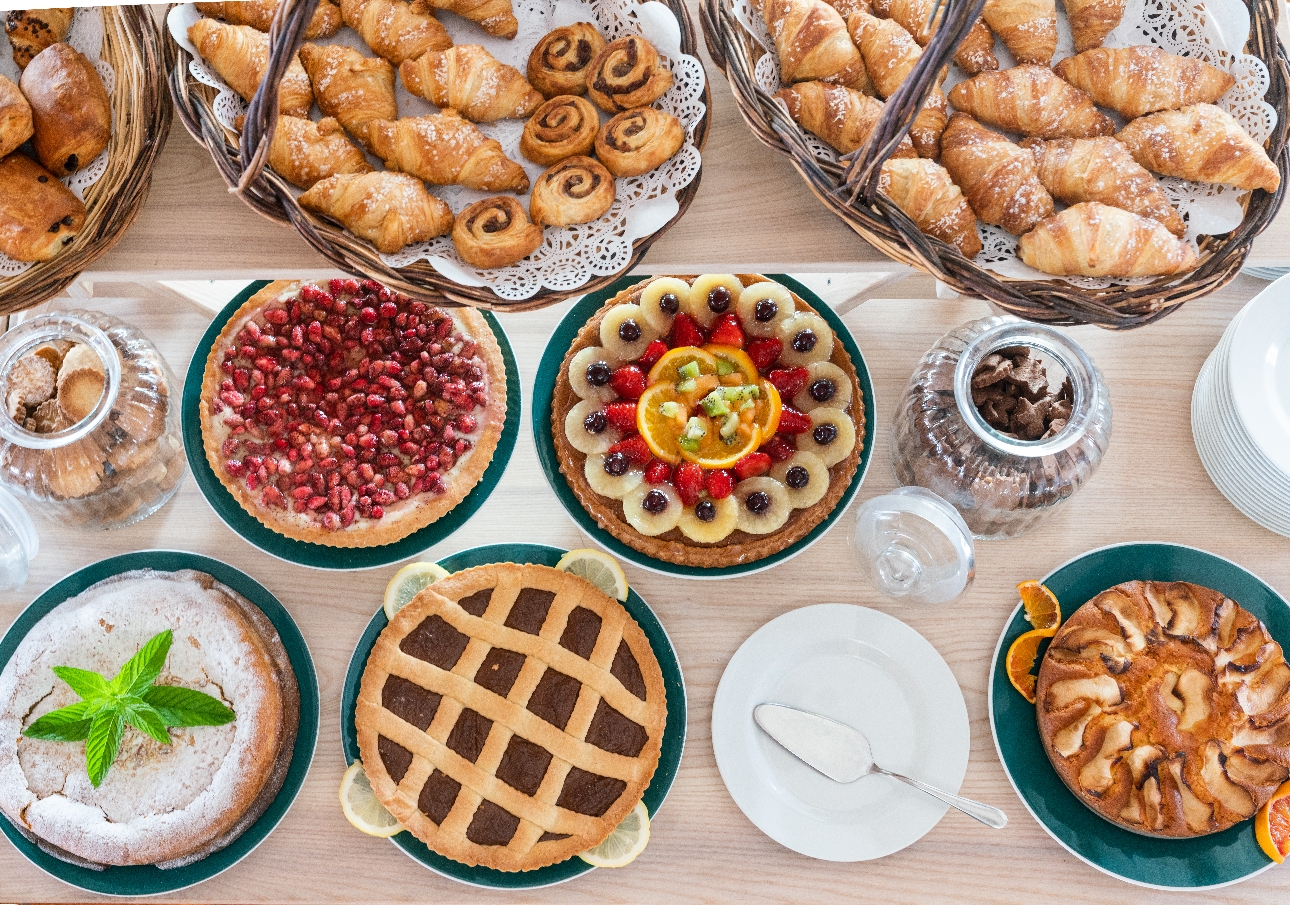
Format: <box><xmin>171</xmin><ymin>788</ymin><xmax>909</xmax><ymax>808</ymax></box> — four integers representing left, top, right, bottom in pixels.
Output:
<box><xmin>532</xmin><ymin>274</ymin><xmax>876</xmax><ymax>579</ymax></box>
<box><xmin>0</xmin><ymin>550</ymin><xmax>319</xmax><ymax>896</ymax></box>
<box><xmin>340</xmin><ymin>543</ymin><xmax>687</xmax><ymax>889</ymax></box>
<box><xmin>989</xmin><ymin>542</ymin><xmax>1286</xmax><ymax>889</ymax></box>
<box><xmin>182</xmin><ymin>281</ymin><xmax>521</xmax><ymax>570</ymax></box>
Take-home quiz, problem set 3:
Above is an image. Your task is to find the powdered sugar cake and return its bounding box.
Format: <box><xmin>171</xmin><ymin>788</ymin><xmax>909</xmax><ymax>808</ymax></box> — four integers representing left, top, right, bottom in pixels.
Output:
<box><xmin>0</xmin><ymin>569</ymin><xmax>299</xmax><ymax>868</ymax></box>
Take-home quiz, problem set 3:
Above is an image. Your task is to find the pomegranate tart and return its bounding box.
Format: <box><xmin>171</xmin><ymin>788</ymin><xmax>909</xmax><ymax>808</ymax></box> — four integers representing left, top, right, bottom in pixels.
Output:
<box><xmin>551</xmin><ymin>274</ymin><xmax>865</xmax><ymax>568</ymax></box>
<box><xmin>201</xmin><ymin>280</ymin><xmax>507</xmax><ymax>547</ymax></box>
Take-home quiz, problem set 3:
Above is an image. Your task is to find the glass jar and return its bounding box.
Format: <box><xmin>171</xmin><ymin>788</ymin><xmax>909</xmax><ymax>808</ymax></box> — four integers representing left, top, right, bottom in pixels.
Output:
<box><xmin>891</xmin><ymin>316</ymin><xmax>1112</xmax><ymax>539</ymax></box>
<box><xmin>0</xmin><ymin>310</ymin><xmax>187</xmax><ymax>529</ymax></box>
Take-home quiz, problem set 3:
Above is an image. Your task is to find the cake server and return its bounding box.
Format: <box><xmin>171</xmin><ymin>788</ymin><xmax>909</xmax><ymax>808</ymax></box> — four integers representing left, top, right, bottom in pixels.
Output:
<box><xmin>753</xmin><ymin>703</ymin><xmax>1007</xmax><ymax>829</ymax></box>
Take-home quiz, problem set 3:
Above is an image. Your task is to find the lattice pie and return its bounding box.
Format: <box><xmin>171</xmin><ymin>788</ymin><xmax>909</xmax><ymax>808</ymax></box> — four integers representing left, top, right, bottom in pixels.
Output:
<box><xmin>356</xmin><ymin>563</ymin><xmax>666</xmax><ymax>871</ymax></box>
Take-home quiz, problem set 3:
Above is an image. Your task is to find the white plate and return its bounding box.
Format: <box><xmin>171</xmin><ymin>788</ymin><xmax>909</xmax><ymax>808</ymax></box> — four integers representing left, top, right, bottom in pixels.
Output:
<box><xmin>711</xmin><ymin>604</ymin><xmax>970</xmax><ymax>862</ymax></box>
<box><xmin>1228</xmin><ymin>273</ymin><xmax>1290</xmax><ymax>476</ymax></box>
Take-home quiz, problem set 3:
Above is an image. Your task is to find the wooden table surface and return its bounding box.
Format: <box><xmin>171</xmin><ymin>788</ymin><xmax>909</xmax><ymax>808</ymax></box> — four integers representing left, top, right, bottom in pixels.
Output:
<box><xmin>2</xmin><ymin>272</ymin><xmax>1289</xmax><ymax>903</ymax></box>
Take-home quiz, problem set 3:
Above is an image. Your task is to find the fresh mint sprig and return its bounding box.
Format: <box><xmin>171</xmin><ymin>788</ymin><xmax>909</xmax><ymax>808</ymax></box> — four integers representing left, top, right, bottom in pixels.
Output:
<box><xmin>22</xmin><ymin>630</ymin><xmax>236</xmax><ymax>787</ymax></box>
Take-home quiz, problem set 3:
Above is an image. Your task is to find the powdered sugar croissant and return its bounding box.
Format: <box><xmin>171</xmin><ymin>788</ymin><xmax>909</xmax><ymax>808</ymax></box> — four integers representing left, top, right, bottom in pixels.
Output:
<box><xmin>401</xmin><ymin>45</ymin><xmax>542</xmax><ymax>122</ymax></box>
<box><xmin>879</xmin><ymin>158</ymin><xmax>982</xmax><ymax>258</ymax></box>
<box><xmin>762</xmin><ymin>0</ymin><xmax>871</xmax><ymax>92</ymax></box>
<box><xmin>1019</xmin><ymin>202</ymin><xmax>1198</xmax><ymax>276</ymax></box>
<box><xmin>948</xmin><ymin>65</ymin><xmax>1114</xmax><ymax>139</ymax></box>
<box><xmin>849</xmin><ymin>11</ymin><xmax>947</xmax><ymax>157</ymax></box>
<box><xmin>1054</xmin><ymin>46</ymin><xmax>1236</xmax><ymax>118</ymax></box>
<box><xmin>299</xmin><ymin>172</ymin><xmax>453</xmax><ymax>254</ymax></box>
<box><xmin>940</xmin><ymin>113</ymin><xmax>1054</xmax><ymax>235</ymax></box>
<box><xmin>1116</xmin><ymin>103</ymin><xmax>1280</xmax><ymax>192</ymax></box>
<box><xmin>776</xmin><ymin>81</ymin><xmax>917</xmax><ymax>157</ymax></box>
<box><xmin>367</xmin><ymin>112</ymin><xmax>530</xmax><ymax>192</ymax></box>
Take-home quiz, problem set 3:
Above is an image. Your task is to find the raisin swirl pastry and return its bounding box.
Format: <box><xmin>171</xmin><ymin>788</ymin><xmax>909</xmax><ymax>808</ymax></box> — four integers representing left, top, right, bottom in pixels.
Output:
<box><xmin>586</xmin><ymin>35</ymin><xmax>674</xmax><ymax>113</ymax></box>
<box><xmin>595</xmin><ymin>108</ymin><xmax>685</xmax><ymax>177</ymax></box>
<box><xmin>452</xmin><ymin>196</ymin><xmax>544</xmax><ymax>269</ymax></box>
<box><xmin>530</xmin><ymin>156</ymin><xmax>616</xmax><ymax>227</ymax></box>
<box><xmin>520</xmin><ymin>95</ymin><xmax>599</xmax><ymax>166</ymax></box>
<box><xmin>527</xmin><ymin>22</ymin><xmax>607</xmax><ymax>98</ymax></box>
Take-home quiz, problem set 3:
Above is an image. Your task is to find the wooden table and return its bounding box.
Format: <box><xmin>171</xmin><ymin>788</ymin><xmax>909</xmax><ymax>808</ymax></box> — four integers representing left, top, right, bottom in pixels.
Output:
<box><xmin>2</xmin><ymin>272</ymin><xmax>1289</xmax><ymax>903</ymax></box>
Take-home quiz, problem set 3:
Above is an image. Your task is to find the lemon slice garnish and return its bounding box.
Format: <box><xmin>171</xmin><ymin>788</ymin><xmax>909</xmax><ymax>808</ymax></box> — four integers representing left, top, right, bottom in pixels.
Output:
<box><xmin>383</xmin><ymin>561</ymin><xmax>451</xmax><ymax>620</ymax></box>
<box><xmin>578</xmin><ymin>801</ymin><xmax>650</xmax><ymax>868</ymax></box>
<box><xmin>339</xmin><ymin>761</ymin><xmax>403</xmax><ymax>838</ymax></box>
<box><xmin>555</xmin><ymin>548</ymin><xmax>629</xmax><ymax>601</ymax></box>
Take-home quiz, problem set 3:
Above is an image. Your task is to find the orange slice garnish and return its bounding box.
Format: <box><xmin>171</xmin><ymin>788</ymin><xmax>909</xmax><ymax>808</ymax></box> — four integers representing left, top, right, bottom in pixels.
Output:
<box><xmin>647</xmin><ymin>347</ymin><xmax>718</xmax><ymax>387</ymax></box>
<box><xmin>753</xmin><ymin>378</ymin><xmax>782</xmax><ymax>439</ymax></box>
<box><xmin>1006</xmin><ymin>628</ymin><xmax>1051</xmax><ymax>704</ymax></box>
<box><xmin>706</xmin><ymin>344</ymin><xmax>760</xmax><ymax>385</ymax></box>
<box><xmin>637</xmin><ymin>382</ymin><xmax>686</xmax><ymax>465</ymax></box>
<box><xmin>1018</xmin><ymin>579</ymin><xmax>1062</xmax><ymax>634</ymax></box>
<box><xmin>1257</xmin><ymin>779</ymin><xmax>1290</xmax><ymax>863</ymax></box>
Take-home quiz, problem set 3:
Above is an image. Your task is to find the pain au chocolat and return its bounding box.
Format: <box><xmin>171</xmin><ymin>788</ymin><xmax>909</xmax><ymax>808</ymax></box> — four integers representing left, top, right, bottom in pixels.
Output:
<box><xmin>1036</xmin><ymin>580</ymin><xmax>1290</xmax><ymax>837</ymax></box>
<box><xmin>356</xmin><ymin>562</ymin><xmax>666</xmax><ymax>871</ymax></box>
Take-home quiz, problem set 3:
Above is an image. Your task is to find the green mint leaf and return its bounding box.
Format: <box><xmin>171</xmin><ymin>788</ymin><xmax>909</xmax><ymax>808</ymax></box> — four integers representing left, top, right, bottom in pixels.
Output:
<box><xmin>110</xmin><ymin>630</ymin><xmax>173</xmax><ymax>698</ymax></box>
<box><xmin>23</xmin><ymin>701</ymin><xmax>95</xmax><ymax>741</ymax></box>
<box><xmin>50</xmin><ymin>666</ymin><xmax>111</xmax><ymax>703</ymax></box>
<box><xmin>123</xmin><ymin>701</ymin><xmax>172</xmax><ymax>746</ymax></box>
<box><xmin>85</xmin><ymin>710</ymin><xmax>125</xmax><ymax>788</ymax></box>
<box><xmin>142</xmin><ymin>685</ymin><xmax>236</xmax><ymax>727</ymax></box>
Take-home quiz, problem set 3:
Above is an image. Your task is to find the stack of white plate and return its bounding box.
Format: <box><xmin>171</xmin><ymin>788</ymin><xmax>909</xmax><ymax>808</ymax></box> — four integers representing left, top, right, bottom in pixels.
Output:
<box><xmin>1191</xmin><ymin>274</ymin><xmax>1290</xmax><ymax>537</ymax></box>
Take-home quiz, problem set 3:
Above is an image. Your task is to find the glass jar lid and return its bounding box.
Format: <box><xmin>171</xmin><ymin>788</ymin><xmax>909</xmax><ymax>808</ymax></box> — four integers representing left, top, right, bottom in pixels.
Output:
<box><xmin>853</xmin><ymin>487</ymin><xmax>975</xmax><ymax>605</ymax></box>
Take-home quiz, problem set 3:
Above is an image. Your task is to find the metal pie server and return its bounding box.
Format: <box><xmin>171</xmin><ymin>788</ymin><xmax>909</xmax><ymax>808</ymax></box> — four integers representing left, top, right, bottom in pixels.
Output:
<box><xmin>753</xmin><ymin>703</ymin><xmax>1007</xmax><ymax>829</ymax></box>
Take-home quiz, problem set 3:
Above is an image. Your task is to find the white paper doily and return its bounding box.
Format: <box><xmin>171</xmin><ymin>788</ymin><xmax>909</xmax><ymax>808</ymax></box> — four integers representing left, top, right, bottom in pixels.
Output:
<box><xmin>0</xmin><ymin>8</ymin><xmax>114</xmax><ymax>278</ymax></box>
<box><xmin>734</xmin><ymin>0</ymin><xmax>1278</xmax><ymax>288</ymax></box>
<box><xmin>171</xmin><ymin>0</ymin><xmax>706</xmax><ymax>301</ymax></box>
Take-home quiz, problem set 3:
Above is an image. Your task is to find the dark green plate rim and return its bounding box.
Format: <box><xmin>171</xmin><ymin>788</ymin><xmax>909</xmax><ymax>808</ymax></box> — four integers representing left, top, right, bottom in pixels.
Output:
<box><xmin>0</xmin><ymin>550</ymin><xmax>320</xmax><ymax>897</ymax></box>
<box><xmin>182</xmin><ymin>281</ymin><xmax>521</xmax><ymax>570</ymax></box>
<box><xmin>340</xmin><ymin>543</ymin><xmax>687</xmax><ymax>889</ymax></box>
<box><xmin>988</xmin><ymin>542</ymin><xmax>1284</xmax><ymax>890</ymax></box>
<box><xmin>531</xmin><ymin>274</ymin><xmax>876</xmax><ymax>578</ymax></box>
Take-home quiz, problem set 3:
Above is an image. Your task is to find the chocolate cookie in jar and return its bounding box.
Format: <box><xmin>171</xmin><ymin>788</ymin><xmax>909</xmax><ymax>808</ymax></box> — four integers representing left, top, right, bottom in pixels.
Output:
<box><xmin>891</xmin><ymin>316</ymin><xmax>1111</xmax><ymax>539</ymax></box>
<box><xmin>0</xmin><ymin>310</ymin><xmax>187</xmax><ymax>529</ymax></box>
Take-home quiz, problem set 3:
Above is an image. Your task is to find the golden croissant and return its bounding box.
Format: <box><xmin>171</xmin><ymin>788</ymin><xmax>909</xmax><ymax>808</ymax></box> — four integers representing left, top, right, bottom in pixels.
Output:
<box><xmin>775</xmin><ymin>81</ymin><xmax>917</xmax><ymax>157</ymax></box>
<box><xmin>1116</xmin><ymin>103</ymin><xmax>1280</xmax><ymax>192</ymax></box>
<box><xmin>339</xmin><ymin>0</ymin><xmax>451</xmax><ymax>65</ymax></box>
<box><xmin>824</xmin><ymin>0</ymin><xmax>870</xmax><ymax>16</ymax></box>
<box><xmin>871</xmin><ymin>0</ymin><xmax>997</xmax><ymax>73</ymax></box>
<box><xmin>1022</xmin><ymin>136</ymin><xmax>1185</xmax><ymax>237</ymax></box>
<box><xmin>425</xmin><ymin>0</ymin><xmax>518</xmax><ymax>39</ymax></box>
<box><xmin>848</xmin><ymin>11</ymin><xmax>947</xmax><ymax>157</ymax></box>
<box><xmin>1063</xmin><ymin>0</ymin><xmax>1125</xmax><ymax>52</ymax></box>
<box><xmin>401</xmin><ymin>45</ymin><xmax>542</xmax><ymax>121</ymax></box>
<box><xmin>299</xmin><ymin>171</ymin><xmax>454</xmax><ymax>254</ymax></box>
<box><xmin>940</xmin><ymin>112</ymin><xmax>1053</xmax><ymax>234</ymax></box>
<box><xmin>298</xmin><ymin>42</ymin><xmax>397</xmax><ymax>151</ymax></box>
<box><xmin>1018</xmin><ymin>202</ymin><xmax>1198</xmax><ymax>276</ymax></box>
<box><xmin>1053</xmin><ymin>46</ymin><xmax>1236</xmax><ymax>118</ymax></box>
<box><xmin>367</xmin><ymin>112</ymin><xmax>530</xmax><ymax>193</ymax></box>
<box><xmin>879</xmin><ymin>158</ymin><xmax>982</xmax><ymax>257</ymax></box>
<box><xmin>188</xmin><ymin>18</ymin><xmax>314</xmax><ymax>118</ymax></box>
<box><xmin>194</xmin><ymin>0</ymin><xmax>342</xmax><ymax>39</ymax></box>
<box><xmin>762</xmin><ymin>0</ymin><xmax>871</xmax><ymax>92</ymax></box>
<box><xmin>947</xmin><ymin>65</ymin><xmax>1114</xmax><ymax>139</ymax></box>
<box><xmin>260</xmin><ymin>115</ymin><xmax>373</xmax><ymax>189</ymax></box>
<box><xmin>982</xmin><ymin>0</ymin><xmax>1057</xmax><ymax>64</ymax></box>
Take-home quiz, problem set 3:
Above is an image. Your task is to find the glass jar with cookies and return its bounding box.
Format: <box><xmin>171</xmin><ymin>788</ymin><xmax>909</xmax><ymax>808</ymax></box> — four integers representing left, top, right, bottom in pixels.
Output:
<box><xmin>891</xmin><ymin>316</ymin><xmax>1112</xmax><ymax>539</ymax></box>
<box><xmin>0</xmin><ymin>310</ymin><xmax>186</xmax><ymax>529</ymax></box>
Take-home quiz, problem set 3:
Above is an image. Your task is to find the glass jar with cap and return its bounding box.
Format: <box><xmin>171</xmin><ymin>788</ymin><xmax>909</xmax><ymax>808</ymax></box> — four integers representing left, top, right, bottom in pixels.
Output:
<box><xmin>0</xmin><ymin>309</ymin><xmax>187</xmax><ymax>529</ymax></box>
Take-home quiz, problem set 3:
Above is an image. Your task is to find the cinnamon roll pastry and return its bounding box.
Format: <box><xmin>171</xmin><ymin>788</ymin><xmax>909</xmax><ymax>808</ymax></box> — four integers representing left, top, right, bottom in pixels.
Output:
<box><xmin>520</xmin><ymin>95</ymin><xmax>599</xmax><ymax>165</ymax></box>
<box><xmin>586</xmin><ymin>36</ymin><xmax>674</xmax><ymax>113</ymax></box>
<box><xmin>594</xmin><ymin>107</ymin><xmax>685</xmax><ymax>177</ymax></box>
<box><xmin>527</xmin><ymin>22</ymin><xmax>607</xmax><ymax>97</ymax></box>
<box><xmin>530</xmin><ymin>156</ymin><xmax>616</xmax><ymax>227</ymax></box>
<box><xmin>452</xmin><ymin>196</ymin><xmax>543</xmax><ymax>268</ymax></box>
<box><xmin>299</xmin><ymin>171</ymin><xmax>453</xmax><ymax>253</ymax></box>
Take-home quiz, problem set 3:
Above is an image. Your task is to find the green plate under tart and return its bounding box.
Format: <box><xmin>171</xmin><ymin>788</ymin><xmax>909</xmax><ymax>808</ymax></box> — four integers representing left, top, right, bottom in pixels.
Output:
<box><xmin>0</xmin><ymin>550</ymin><xmax>320</xmax><ymax>897</ymax></box>
<box><xmin>341</xmin><ymin>543</ymin><xmax>687</xmax><ymax>889</ymax></box>
<box><xmin>989</xmin><ymin>542</ymin><xmax>1286</xmax><ymax>890</ymax></box>
<box><xmin>532</xmin><ymin>273</ymin><xmax>876</xmax><ymax>579</ymax></box>
<box><xmin>182</xmin><ymin>281</ymin><xmax>521</xmax><ymax>571</ymax></box>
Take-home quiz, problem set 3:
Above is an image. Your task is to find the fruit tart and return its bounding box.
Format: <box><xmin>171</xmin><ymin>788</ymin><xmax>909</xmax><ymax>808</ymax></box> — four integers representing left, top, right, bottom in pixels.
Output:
<box><xmin>551</xmin><ymin>274</ymin><xmax>865</xmax><ymax>568</ymax></box>
<box><xmin>201</xmin><ymin>279</ymin><xmax>507</xmax><ymax>547</ymax></box>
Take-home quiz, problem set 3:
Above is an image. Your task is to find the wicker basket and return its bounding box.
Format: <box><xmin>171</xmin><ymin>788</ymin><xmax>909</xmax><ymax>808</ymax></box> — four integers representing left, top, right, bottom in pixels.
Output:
<box><xmin>0</xmin><ymin>6</ymin><xmax>174</xmax><ymax>317</ymax></box>
<box><xmin>703</xmin><ymin>0</ymin><xmax>1290</xmax><ymax>328</ymax></box>
<box><xmin>171</xmin><ymin>0</ymin><xmax>712</xmax><ymax>312</ymax></box>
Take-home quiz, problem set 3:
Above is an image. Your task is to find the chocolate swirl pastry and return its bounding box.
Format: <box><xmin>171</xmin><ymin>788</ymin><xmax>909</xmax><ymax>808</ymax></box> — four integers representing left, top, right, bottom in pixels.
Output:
<box><xmin>586</xmin><ymin>35</ymin><xmax>674</xmax><ymax>113</ymax></box>
<box><xmin>594</xmin><ymin>107</ymin><xmax>685</xmax><ymax>177</ymax></box>
<box><xmin>520</xmin><ymin>95</ymin><xmax>600</xmax><ymax>166</ymax></box>
<box><xmin>452</xmin><ymin>196</ymin><xmax>544</xmax><ymax>269</ymax></box>
<box><xmin>527</xmin><ymin>22</ymin><xmax>607</xmax><ymax>98</ymax></box>
<box><xmin>530</xmin><ymin>156</ymin><xmax>616</xmax><ymax>227</ymax></box>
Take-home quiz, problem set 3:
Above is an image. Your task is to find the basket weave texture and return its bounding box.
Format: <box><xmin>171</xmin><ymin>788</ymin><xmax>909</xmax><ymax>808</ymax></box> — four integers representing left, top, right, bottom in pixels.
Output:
<box><xmin>702</xmin><ymin>0</ymin><xmax>1290</xmax><ymax>328</ymax></box>
<box><xmin>170</xmin><ymin>0</ymin><xmax>712</xmax><ymax>312</ymax></box>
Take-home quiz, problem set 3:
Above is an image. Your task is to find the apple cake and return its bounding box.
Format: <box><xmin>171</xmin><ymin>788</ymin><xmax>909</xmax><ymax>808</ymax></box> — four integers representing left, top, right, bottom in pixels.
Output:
<box><xmin>1036</xmin><ymin>580</ymin><xmax>1290</xmax><ymax>837</ymax></box>
<box><xmin>356</xmin><ymin>562</ymin><xmax>666</xmax><ymax>871</ymax></box>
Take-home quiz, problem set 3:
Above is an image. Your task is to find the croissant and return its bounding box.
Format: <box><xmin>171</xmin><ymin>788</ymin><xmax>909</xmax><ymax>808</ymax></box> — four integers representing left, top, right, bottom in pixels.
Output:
<box><xmin>824</xmin><ymin>0</ymin><xmax>870</xmax><ymax>16</ymax></box>
<box><xmin>586</xmin><ymin>36</ymin><xmax>675</xmax><ymax>112</ymax></box>
<box><xmin>21</xmin><ymin>44</ymin><xmax>112</xmax><ymax>177</ymax></box>
<box><xmin>870</xmin><ymin>0</ymin><xmax>997</xmax><ymax>74</ymax></box>
<box><xmin>1063</xmin><ymin>0</ymin><xmax>1125</xmax><ymax>51</ymax></box>
<box><xmin>947</xmin><ymin>65</ymin><xmax>1114</xmax><ymax>139</ymax></box>
<box><xmin>339</xmin><ymin>0</ymin><xmax>451</xmax><ymax>65</ymax></box>
<box><xmin>1053</xmin><ymin>47</ymin><xmax>1236</xmax><ymax>118</ymax></box>
<box><xmin>4</xmin><ymin>8</ymin><xmax>73</xmax><ymax>69</ymax></box>
<box><xmin>188</xmin><ymin>19</ymin><xmax>314</xmax><ymax>118</ymax></box>
<box><xmin>194</xmin><ymin>0</ymin><xmax>342</xmax><ymax>38</ymax></box>
<box><xmin>367</xmin><ymin>112</ymin><xmax>529</xmax><ymax>192</ymax></box>
<box><xmin>298</xmin><ymin>43</ymin><xmax>395</xmax><ymax>152</ymax></box>
<box><xmin>879</xmin><ymin>158</ymin><xmax>982</xmax><ymax>257</ymax></box>
<box><xmin>527</xmin><ymin>23</ymin><xmax>606</xmax><ymax>97</ymax></box>
<box><xmin>452</xmin><ymin>196</ymin><xmax>543</xmax><ymax>268</ymax></box>
<box><xmin>775</xmin><ymin>81</ymin><xmax>917</xmax><ymax>156</ymax></box>
<box><xmin>260</xmin><ymin>115</ymin><xmax>373</xmax><ymax>189</ymax></box>
<box><xmin>1018</xmin><ymin>202</ymin><xmax>1198</xmax><ymax>276</ymax></box>
<box><xmin>1116</xmin><ymin>103</ymin><xmax>1280</xmax><ymax>192</ymax></box>
<box><xmin>530</xmin><ymin>156</ymin><xmax>616</xmax><ymax>227</ymax></box>
<box><xmin>521</xmin><ymin>95</ymin><xmax>599</xmax><ymax>165</ymax></box>
<box><xmin>981</xmin><ymin>0</ymin><xmax>1057</xmax><ymax>64</ymax></box>
<box><xmin>1022</xmin><ymin>136</ymin><xmax>1185</xmax><ymax>236</ymax></box>
<box><xmin>425</xmin><ymin>0</ymin><xmax>518</xmax><ymax>39</ymax></box>
<box><xmin>940</xmin><ymin>113</ymin><xmax>1054</xmax><ymax>234</ymax></box>
<box><xmin>849</xmin><ymin>11</ymin><xmax>947</xmax><ymax>157</ymax></box>
<box><xmin>299</xmin><ymin>171</ymin><xmax>453</xmax><ymax>254</ymax></box>
<box><xmin>762</xmin><ymin>0</ymin><xmax>871</xmax><ymax>92</ymax></box>
<box><xmin>0</xmin><ymin>154</ymin><xmax>85</xmax><ymax>262</ymax></box>
<box><xmin>0</xmin><ymin>75</ymin><xmax>33</xmax><ymax>159</ymax></box>
<box><xmin>401</xmin><ymin>45</ymin><xmax>542</xmax><ymax>122</ymax></box>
